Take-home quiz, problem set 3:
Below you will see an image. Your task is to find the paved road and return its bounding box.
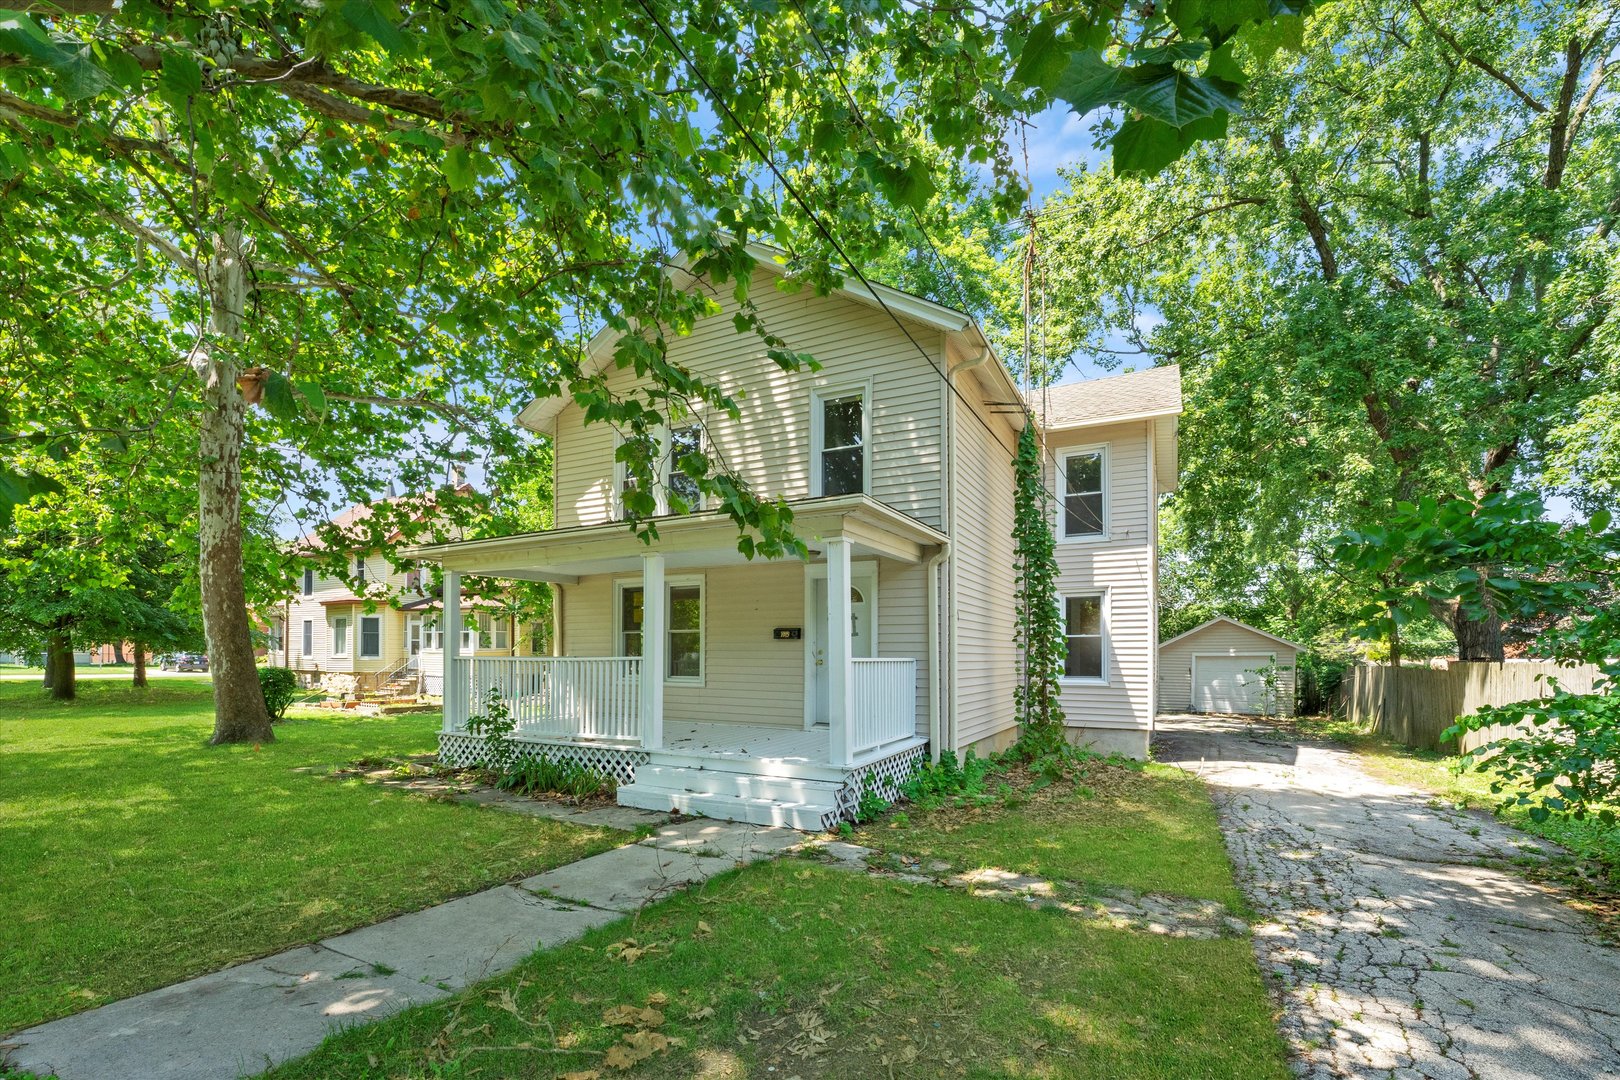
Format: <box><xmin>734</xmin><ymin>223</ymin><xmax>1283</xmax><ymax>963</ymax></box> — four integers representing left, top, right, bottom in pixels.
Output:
<box><xmin>1156</xmin><ymin>714</ymin><xmax>1620</xmax><ymax>1080</ymax></box>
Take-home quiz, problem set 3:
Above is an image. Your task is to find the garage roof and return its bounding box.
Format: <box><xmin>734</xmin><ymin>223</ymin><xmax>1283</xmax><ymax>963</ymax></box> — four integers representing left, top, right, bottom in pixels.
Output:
<box><xmin>1159</xmin><ymin>616</ymin><xmax>1303</xmax><ymax>652</ymax></box>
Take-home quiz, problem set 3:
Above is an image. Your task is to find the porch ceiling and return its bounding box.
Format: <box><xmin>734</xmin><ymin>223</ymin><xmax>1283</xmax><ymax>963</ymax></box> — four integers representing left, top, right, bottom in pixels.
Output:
<box><xmin>405</xmin><ymin>493</ymin><xmax>946</xmax><ymax>582</ymax></box>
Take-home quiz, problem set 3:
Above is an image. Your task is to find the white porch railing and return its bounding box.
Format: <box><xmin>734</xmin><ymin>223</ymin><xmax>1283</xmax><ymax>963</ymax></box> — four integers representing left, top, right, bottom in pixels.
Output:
<box><xmin>461</xmin><ymin>657</ymin><xmax>642</xmax><ymax>743</ymax></box>
<box><xmin>850</xmin><ymin>657</ymin><xmax>917</xmax><ymax>760</ymax></box>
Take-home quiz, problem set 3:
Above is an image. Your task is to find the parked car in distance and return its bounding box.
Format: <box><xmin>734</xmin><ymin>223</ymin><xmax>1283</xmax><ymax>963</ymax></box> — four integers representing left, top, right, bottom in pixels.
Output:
<box><xmin>160</xmin><ymin>652</ymin><xmax>209</xmax><ymax>672</ymax></box>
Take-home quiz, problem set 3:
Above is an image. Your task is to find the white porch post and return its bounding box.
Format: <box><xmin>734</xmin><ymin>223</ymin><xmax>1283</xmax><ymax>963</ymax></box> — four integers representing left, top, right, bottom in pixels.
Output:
<box><xmin>442</xmin><ymin>568</ymin><xmax>462</xmax><ymax>733</ymax></box>
<box><xmin>827</xmin><ymin>536</ymin><xmax>855</xmax><ymax>766</ymax></box>
<box><xmin>640</xmin><ymin>552</ymin><xmax>665</xmax><ymax>751</ymax></box>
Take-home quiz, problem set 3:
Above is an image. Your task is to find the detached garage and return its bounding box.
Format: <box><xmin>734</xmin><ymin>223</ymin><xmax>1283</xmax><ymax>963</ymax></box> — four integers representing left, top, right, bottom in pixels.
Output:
<box><xmin>1158</xmin><ymin>617</ymin><xmax>1301</xmax><ymax>717</ymax></box>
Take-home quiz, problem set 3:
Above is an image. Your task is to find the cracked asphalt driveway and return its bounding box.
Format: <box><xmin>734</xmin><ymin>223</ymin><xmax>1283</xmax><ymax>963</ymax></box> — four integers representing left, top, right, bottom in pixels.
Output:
<box><xmin>1155</xmin><ymin>714</ymin><xmax>1620</xmax><ymax>1080</ymax></box>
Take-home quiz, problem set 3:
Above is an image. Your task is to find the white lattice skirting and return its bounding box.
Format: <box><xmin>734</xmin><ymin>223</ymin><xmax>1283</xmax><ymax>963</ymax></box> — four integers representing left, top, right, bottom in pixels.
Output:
<box><xmin>830</xmin><ymin>743</ymin><xmax>929</xmax><ymax>827</ymax></box>
<box><xmin>437</xmin><ymin>732</ymin><xmax>650</xmax><ymax>785</ymax></box>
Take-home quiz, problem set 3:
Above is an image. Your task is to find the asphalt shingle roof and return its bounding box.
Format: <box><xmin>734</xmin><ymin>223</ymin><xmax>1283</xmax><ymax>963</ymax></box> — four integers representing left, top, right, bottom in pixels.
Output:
<box><xmin>1029</xmin><ymin>364</ymin><xmax>1182</xmax><ymax>430</ymax></box>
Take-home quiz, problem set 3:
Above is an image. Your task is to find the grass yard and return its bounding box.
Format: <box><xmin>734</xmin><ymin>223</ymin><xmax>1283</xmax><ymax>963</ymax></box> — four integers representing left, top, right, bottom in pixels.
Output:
<box><xmin>863</xmin><ymin>757</ymin><xmax>1250</xmax><ymax>911</ymax></box>
<box><xmin>267</xmin><ymin>755</ymin><xmax>1287</xmax><ymax>1079</ymax></box>
<box><xmin>0</xmin><ymin>679</ymin><xmax>629</xmax><ymax>1034</ymax></box>
<box><xmin>1280</xmin><ymin>714</ymin><xmax>1620</xmax><ymax>908</ymax></box>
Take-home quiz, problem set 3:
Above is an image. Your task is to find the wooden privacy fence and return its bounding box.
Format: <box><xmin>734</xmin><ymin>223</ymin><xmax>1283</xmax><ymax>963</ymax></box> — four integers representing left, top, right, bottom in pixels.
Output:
<box><xmin>1339</xmin><ymin>661</ymin><xmax>1604</xmax><ymax>753</ymax></box>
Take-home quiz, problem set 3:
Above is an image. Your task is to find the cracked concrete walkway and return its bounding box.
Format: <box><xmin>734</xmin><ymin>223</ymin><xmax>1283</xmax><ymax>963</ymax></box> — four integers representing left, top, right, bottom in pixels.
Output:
<box><xmin>1156</xmin><ymin>714</ymin><xmax>1620</xmax><ymax>1080</ymax></box>
<box><xmin>2</xmin><ymin>818</ymin><xmax>804</xmax><ymax>1080</ymax></box>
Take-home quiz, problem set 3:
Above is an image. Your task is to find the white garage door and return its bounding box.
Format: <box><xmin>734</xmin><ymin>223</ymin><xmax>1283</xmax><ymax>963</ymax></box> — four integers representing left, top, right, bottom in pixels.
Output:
<box><xmin>1193</xmin><ymin>654</ymin><xmax>1274</xmax><ymax>715</ymax></box>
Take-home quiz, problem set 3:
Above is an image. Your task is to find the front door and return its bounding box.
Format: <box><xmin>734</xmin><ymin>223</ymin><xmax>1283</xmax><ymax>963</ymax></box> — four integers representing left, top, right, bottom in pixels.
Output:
<box><xmin>807</xmin><ymin>564</ymin><xmax>876</xmax><ymax>727</ymax></box>
<box><xmin>406</xmin><ymin>618</ymin><xmax>422</xmax><ymax>662</ymax></box>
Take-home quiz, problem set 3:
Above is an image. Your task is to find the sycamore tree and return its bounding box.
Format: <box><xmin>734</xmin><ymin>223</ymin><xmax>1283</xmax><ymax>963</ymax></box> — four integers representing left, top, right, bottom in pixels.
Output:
<box><xmin>1034</xmin><ymin>0</ymin><xmax>1618</xmax><ymax>660</ymax></box>
<box><xmin>0</xmin><ymin>1</ymin><xmax>1312</xmax><ymax>742</ymax></box>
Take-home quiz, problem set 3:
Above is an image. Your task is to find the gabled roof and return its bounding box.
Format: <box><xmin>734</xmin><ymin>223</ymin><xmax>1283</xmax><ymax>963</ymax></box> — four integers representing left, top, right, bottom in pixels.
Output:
<box><xmin>1159</xmin><ymin>616</ymin><xmax>1304</xmax><ymax>652</ymax></box>
<box><xmin>294</xmin><ymin>483</ymin><xmax>477</xmax><ymax>553</ymax></box>
<box><xmin>1029</xmin><ymin>365</ymin><xmax>1182</xmax><ymax>431</ymax></box>
<box><xmin>516</xmin><ymin>243</ymin><xmax>1021</xmax><ymax>435</ymax></box>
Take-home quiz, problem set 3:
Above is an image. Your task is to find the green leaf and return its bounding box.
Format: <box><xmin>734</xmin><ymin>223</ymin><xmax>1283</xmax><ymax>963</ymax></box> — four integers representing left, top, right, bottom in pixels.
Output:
<box><xmin>1590</xmin><ymin>509</ymin><xmax>1612</xmax><ymax>533</ymax></box>
<box><xmin>1114</xmin><ymin>111</ymin><xmax>1227</xmax><ymax>177</ymax></box>
<box><xmin>0</xmin><ymin>10</ymin><xmax>111</xmax><ymax>100</ymax></box>
<box><xmin>160</xmin><ymin>52</ymin><xmax>203</xmax><ymax>98</ymax></box>
<box><xmin>1011</xmin><ymin>21</ymin><xmax>1068</xmax><ymax>91</ymax></box>
<box><xmin>296</xmin><ymin>381</ymin><xmax>327</xmax><ymax>415</ymax></box>
<box><xmin>443</xmin><ymin>145</ymin><xmax>475</xmax><ymax>191</ymax></box>
<box><xmin>342</xmin><ymin>0</ymin><xmax>406</xmax><ymax>52</ymax></box>
<box><xmin>261</xmin><ymin>372</ymin><xmax>300</xmax><ymax>422</ymax></box>
<box><xmin>1052</xmin><ymin>50</ymin><xmax>1244</xmax><ymax>128</ymax></box>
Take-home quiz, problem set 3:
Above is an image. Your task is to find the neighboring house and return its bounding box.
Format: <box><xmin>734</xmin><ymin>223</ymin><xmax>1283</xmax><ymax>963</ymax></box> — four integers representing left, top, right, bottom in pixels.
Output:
<box><xmin>1158</xmin><ymin>617</ymin><xmax>1301</xmax><ymax>717</ymax></box>
<box><xmin>407</xmin><ymin>246</ymin><xmax>1183</xmax><ymax>827</ymax></box>
<box><xmin>264</xmin><ymin>491</ymin><xmax>544</xmax><ymax>697</ymax></box>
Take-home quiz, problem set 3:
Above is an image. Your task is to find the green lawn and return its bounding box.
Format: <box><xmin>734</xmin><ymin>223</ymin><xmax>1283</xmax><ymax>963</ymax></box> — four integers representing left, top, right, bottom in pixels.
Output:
<box><xmin>267</xmin><ymin>757</ymin><xmax>1287</xmax><ymax>1079</ymax></box>
<box><xmin>0</xmin><ymin>679</ymin><xmax>628</xmax><ymax>1034</ymax></box>
<box><xmin>861</xmin><ymin>758</ymin><xmax>1250</xmax><ymax>911</ymax></box>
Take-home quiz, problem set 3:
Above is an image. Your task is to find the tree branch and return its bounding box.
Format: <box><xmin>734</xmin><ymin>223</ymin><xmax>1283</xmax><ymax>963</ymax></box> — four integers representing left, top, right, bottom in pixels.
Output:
<box><xmin>1410</xmin><ymin>0</ymin><xmax>1547</xmax><ymax>114</ymax></box>
<box><xmin>322</xmin><ymin>393</ymin><xmax>478</xmax><ymax>420</ymax></box>
<box><xmin>1544</xmin><ymin>36</ymin><xmax>1585</xmax><ymax>189</ymax></box>
<box><xmin>1268</xmin><ymin>132</ymin><xmax>1338</xmax><ymax>282</ymax></box>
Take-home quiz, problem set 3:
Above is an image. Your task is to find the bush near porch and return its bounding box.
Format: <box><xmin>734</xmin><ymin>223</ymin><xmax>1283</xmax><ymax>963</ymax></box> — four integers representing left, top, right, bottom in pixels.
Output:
<box><xmin>266</xmin><ymin>751</ymin><xmax>1286</xmax><ymax>1078</ymax></box>
<box><xmin>0</xmin><ymin>679</ymin><xmax>628</xmax><ymax>1034</ymax></box>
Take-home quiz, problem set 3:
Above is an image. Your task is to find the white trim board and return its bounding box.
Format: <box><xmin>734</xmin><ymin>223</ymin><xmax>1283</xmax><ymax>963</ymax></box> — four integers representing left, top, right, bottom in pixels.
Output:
<box><xmin>1160</xmin><ymin>616</ymin><xmax>1303</xmax><ymax>653</ymax></box>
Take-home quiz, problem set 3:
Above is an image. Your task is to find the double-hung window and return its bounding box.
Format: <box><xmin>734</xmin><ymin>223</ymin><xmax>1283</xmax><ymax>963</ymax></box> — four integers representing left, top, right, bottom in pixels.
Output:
<box><xmin>302</xmin><ymin>568</ymin><xmax>315</xmax><ymax>596</ymax></box>
<box><xmin>492</xmin><ymin>616</ymin><xmax>510</xmax><ymax>651</ymax></box>
<box><xmin>1058</xmin><ymin>447</ymin><xmax>1107</xmax><ymax>539</ymax></box>
<box><xmin>1062</xmin><ymin>595</ymin><xmax>1106</xmax><ymax>681</ymax></box>
<box><xmin>354</xmin><ymin>556</ymin><xmax>367</xmax><ymax>584</ymax></box>
<box><xmin>462</xmin><ymin>611</ymin><xmax>492</xmax><ymax>652</ymax></box>
<box><xmin>665</xmin><ymin>423</ymin><xmax>705</xmax><ymax>512</ymax></box>
<box><xmin>359</xmin><ymin>616</ymin><xmax>382</xmax><ymax>659</ymax></box>
<box><xmin>617</xmin><ymin>578</ymin><xmax>704</xmax><ymax>683</ymax></box>
<box><xmin>331</xmin><ymin>616</ymin><xmax>350</xmax><ymax>657</ymax></box>
<box><xmin>301</xmin><ymin>619</ymin><xmax>314</xmax><ymax>656</ymax></box>
<box><xmin>423</xmin><ymin>617</ymin><xmax>442</xmax><ymax>651</ymax></box>
<box><xmin>813</xmin><ymin>389</ymin><xmax>866</xmax><ymax>496</ymax></box>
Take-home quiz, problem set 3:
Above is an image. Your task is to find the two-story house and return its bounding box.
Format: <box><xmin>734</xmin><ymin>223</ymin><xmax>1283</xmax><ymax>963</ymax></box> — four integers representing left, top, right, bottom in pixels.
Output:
<box><xmin>407</xmin><ymin>246</ymin><xmax>1181</xmax><ymax>828</ymax></box>
<box><xmin>265</xmin><ymin>490</ymin><xmax>545</xmax><ymax>698</ymax></box>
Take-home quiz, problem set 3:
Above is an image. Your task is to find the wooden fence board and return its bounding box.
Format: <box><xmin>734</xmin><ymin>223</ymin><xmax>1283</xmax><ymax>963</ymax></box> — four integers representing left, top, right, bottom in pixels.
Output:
<box><xmin>1338</xmin><ymin>661</ymin><xmax>1602</xmax><ymax>753</ymax></box>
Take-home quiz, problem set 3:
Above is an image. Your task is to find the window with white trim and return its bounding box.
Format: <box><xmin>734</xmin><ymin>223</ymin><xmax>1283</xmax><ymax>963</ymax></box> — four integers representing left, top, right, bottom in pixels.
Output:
<box><xmin>354</xmin><ymin>556</ymin><xmax>367</xmax><ymax>584</ymax></box>
<box><xmin>813</xmin><ymin>390</ymin><xmax>866</xmax><ymax>496</ymax></box>
<box><xmin>423</xmin><ymin>616</ymin><xmax>442</xmax><ymax>651</ymax></box>
<box><xmin>331</xmin><ymin>615</ymin><xmax>350</xmax><ymax>657</ymax></box>
<box><xmin>1058</xmin><ymin>447</ymin><xmax>1106</xmax><ymax>538</ymax></box>
<box><xmin>359</xmin><ymin>615</ymin><xmax>382</xmax><ymax>659</ymax></box>
<box><xmin>270</xmin><ymin>619</ymin><xmax>285</xmax><ymax>653</ymax></box>
<box><xmin>617</xmin><ymin>578</ymin><xmax>704</xmax><ymax>682</ymax></box>
<box><xmin>665</xmin><ymin>423</ymin><xmax>704</xmax><ymax>512</ymax></box>
<box><xmin>302</xmin><ymin>568</ymin><xmax>315</xmax><ymax>596</ymax></box>
<box><xmin>492</xmin><ymin>616</ymin><xmax>509</xmax><ymax>651</ymax></box>
<box><xmin>301</xmin><ymin>619</ymin><xmax>313</xmax><ymax>656</ymax></box>
<box><xmin>463</xmin><ymin>611</ymin><xmax>492</xmax><ymax>652</ymax></box>
<box><xmin>1062</xmin><ymin>595</ymin><xmax>1106</xmax><ymax>680</ymax></box>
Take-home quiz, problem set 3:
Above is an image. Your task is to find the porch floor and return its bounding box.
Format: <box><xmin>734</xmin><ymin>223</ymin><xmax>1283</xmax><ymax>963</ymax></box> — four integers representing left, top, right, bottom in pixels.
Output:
<box><xmin>660</xmin><ymin>722</ymin><xmax>829</xmax><ymax>764</ymax></box>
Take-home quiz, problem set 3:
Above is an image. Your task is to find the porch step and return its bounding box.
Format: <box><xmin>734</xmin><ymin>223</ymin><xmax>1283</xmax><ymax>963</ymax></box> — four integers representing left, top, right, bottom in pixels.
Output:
<box><xmin>616</xmin><ymin>784</ymin><xmax>837</xmax><ymax>831</ymax></box>
<box><xmin>617</xmin><ymin>760</ymin><xmax>843</xmax><ymax>831</ymax></box>
<box><xmin>632</xmin><ymin>764</ymin><xmax>843</xmax><ymax>805</ymax></box>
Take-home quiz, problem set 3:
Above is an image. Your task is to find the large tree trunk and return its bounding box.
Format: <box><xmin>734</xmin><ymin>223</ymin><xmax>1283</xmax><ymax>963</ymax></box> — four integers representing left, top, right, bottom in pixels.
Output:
<box><xmin>132</xmin><ymin>644</ymin><xmax>147</xmax><ymax>688</ymax></box>
<box><xmin>1452</xmin><ymin>607</ymin><xmax>1505</xmax><ymax>663</ymax></box>
<box><xmin>197</xmin><ymin>224</ymin><xmax>274</xmax><ymax>745</ymax></box>
<box><xmin>112</xmin><ymin>641</ymin><xmax>126</xmax><ymax>664</ymax></box>
<box><xmin>45</xmin><ymin>629</ymin><xmax>75</xmax><ymax>701</ymax></box>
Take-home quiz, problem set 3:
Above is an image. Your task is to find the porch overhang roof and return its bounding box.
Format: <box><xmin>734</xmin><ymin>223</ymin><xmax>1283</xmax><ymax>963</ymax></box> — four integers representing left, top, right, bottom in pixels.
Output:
<box><xmin>404</xmin><ymin>494</ymin><xmax>947</xmax><ymax>584</ymax></box>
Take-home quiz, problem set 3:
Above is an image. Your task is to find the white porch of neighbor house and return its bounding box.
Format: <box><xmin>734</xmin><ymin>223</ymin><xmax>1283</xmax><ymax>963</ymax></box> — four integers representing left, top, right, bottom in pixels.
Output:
<box><xmin>413</xmin><ymin>495</ymin><xmax>940</xmax><ymax>829</ymax></box>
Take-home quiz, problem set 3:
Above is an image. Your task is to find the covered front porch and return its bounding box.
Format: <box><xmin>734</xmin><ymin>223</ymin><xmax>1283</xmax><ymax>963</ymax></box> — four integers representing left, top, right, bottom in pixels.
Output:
<box><xmin>413</xmin><ymin>495</ymin><xmax>942</xmax><ymax>827</ymax></box>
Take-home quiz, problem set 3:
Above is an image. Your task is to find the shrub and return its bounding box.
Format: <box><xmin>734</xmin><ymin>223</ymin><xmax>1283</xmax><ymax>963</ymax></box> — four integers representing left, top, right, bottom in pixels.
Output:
<box><xmin>464</xmin><ymin>687</ymin><xmax>518</xmax><ymax>773</ymax></box>
<box><xmin>257</xmin><ymin>666</ymin><xmax>298</xmax><ymax>722</ymax></box>
<box><xmin>497</xmin><ymin>754</ymin><xmax>615</xmax><ymax>801</ymax></box>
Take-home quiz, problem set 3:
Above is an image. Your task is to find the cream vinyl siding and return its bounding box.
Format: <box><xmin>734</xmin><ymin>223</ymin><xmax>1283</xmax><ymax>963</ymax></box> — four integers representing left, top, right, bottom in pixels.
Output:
<box><xmin>552</xmin><ymin>267</ymin><xmax>946</xmax><ymax>530</ymax></box>
<box><xmin>948</xmin><ymin>392</ymin><xmax>1020</xmax><ymax>751</ymax></box>
<box><xmin>557</xmin><ymin>558</ymin><xmax>930</xmax><ymax>733</ymax></box>
<box><xmin>268</xmin><ymin>552</ymin><xmax>422</xmax><ymax>674</ymax></box>
<box><xmin>1159</xmin><ymin>622</ymin><xmax>1297</xmax><ymax>717</ymax></box>
<box><xmin>561</xmin><ymin>562</ymin><xmax>807</xmax><ymax>728</ymax></box>
<box><xmin>1044</xmin><ymin>420</ymin><xmax>1157</xmax><ymax>731</ymax></box>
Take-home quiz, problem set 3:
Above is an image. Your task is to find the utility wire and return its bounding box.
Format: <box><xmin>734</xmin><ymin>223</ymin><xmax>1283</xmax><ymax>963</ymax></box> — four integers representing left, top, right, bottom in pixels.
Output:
<box><xmin>636</xmin><ymin>0</ymin><xmax>1018</xmax><ymax>459</ymax></box>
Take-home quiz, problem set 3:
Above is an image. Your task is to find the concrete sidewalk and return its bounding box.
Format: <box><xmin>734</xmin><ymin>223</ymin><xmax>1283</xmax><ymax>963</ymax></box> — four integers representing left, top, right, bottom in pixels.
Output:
<box><xmin>3</xmin><ymin>819</ymin><xmax>806</xmax><ymax>1080</ymax></box>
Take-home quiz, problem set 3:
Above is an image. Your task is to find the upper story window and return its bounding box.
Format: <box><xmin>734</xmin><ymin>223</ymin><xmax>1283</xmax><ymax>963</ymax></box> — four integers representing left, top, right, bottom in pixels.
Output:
<box><xmin>813</xmin><ymin>389</ymin><xmax>866</xmax><ymax>497</ymax></box>
<box><xmin>302</xmin><ymin>568</ymin><xmax>315</xmax><ymax>596</ymax></box>
<box><xmin>405</xmin><ymin>569</ymin><xmax>422</xmax><ymax>594</ymax></box>
<box><xmin>665</xmin><ymin>423</ymin><xmax>704</xmax><ymax>512</ymax></box>
<box><xmin>354</xmin><ymin>556</ymin><xmax>367</xmax><ymax>584</ymax></box>
<box><xmin>1062</xmin><ymin>594</ymin><xmax>1106</xmax><ymax>681</ymax></box>
<box><xmin>1058</xmin><ymin>446</ymin><xmax>1107</xmax><ymax>539</ymax></box>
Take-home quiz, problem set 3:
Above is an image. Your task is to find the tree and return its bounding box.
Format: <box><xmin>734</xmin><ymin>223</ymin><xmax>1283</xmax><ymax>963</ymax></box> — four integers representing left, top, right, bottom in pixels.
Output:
<box><xmin>0</xmin><ymin>1</ymin><xmax>1313</xmax><ymax>743</ymax></box>
<box><xmin>1033</xmin><ymin>0</ymin><xmax>1618</xmax><ymax>659</ymax></box>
